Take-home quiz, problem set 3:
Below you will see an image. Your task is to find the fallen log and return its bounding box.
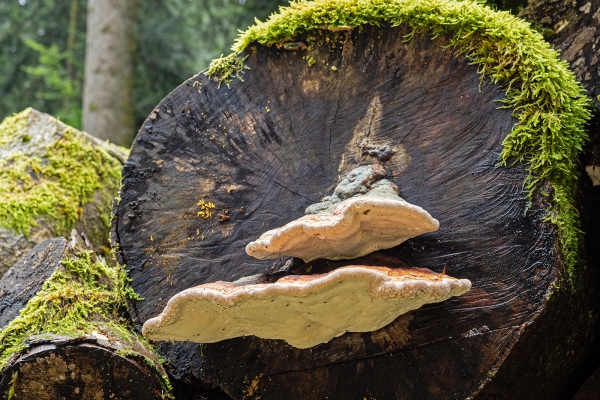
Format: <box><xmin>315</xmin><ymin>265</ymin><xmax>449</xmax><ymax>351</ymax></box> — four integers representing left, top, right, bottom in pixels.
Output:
<box><xmin>0</xmin><ymin>231</ymin><xmax>173</xmax><ymax>399</ymax></box>
<box><xmin>0</xmin><ymin>108</ymin><xmax>127</xmax><ymax>276</ymax></box>
<box><xmin>112</xmin><ymin>0</ymin><xmax>594</xmax><ymax>398</ymax></box>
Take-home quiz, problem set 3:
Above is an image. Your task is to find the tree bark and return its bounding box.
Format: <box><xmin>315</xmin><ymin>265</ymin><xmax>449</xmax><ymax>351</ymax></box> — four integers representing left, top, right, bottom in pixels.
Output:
<box><xmin>521</xmin><ymin>0</ymin><xmax>599</xmax><ymax>98</ymax></box>
<box><xmin>0</xmin><ymin>108</ymin><xmax>126</xmax><ymax>277</ymax></box>
<box><xmin>520</xmin><ymin>0</ymin><xmax>600</xmax><ymax>185</ymax></box>
<box><xmin>83</xmin><ymin>0</ymin><xmax>138</xmax><ymax>146</ymax></box>
<box><xmin>113</xmin><ymin>24</ymin><xmax>598</xmax><ymax>399</ymax></box>
<box><xmin>0</xmin><ymin>232</ymin><xmax>172</xmax><ymax>399</ymax></box>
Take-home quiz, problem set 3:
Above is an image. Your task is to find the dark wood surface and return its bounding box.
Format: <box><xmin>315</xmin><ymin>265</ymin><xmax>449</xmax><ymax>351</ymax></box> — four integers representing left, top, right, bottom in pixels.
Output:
<box><xmin>115</xmin><ymin>25</ymin><xmax>565</xmax><ymax>399</ymax></box>
<box><xmin>0</xmin><ymin>338</ymin><xmax>165</xmax><ymax>400</ymax></box>
<box><xmin>0</xmin><ymin>237</ymin><xmax>66</xmax><ymax>328</ymax></box>
<box><xmin>521</xmin><ymin>0</ymin><xmax>599</xmax><ymax>100</ymax></box>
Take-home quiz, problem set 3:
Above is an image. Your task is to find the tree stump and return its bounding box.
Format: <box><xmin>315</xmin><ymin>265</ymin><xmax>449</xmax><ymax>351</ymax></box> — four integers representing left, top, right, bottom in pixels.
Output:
<box><xmin>113</xmin><ymin>3</ymin><xmax>593</xmax><ymax>398</ymax></box>
<box><xmin>0</xmin><ymin>231</ymin><xmax>173</xmax><ymax>399</ymax></box>
<box><xmin>0</xmin><ymin>108</ymin><xmax>127</xmax><ymax>276</ymax></box>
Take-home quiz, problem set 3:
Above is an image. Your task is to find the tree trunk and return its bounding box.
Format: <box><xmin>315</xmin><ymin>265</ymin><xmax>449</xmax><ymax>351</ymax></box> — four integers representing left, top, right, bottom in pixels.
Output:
<box><xmin>83</xmin><ymin>0</ymin><xmax>138</xmax><ymax>146</ymax></box>
<box><xmin>0</xmin><ymin>231</ymin><xmax>172</xmax><ymax>399</ymax></box>
<box><xmin>113</xmin><ymin>20</ymin><xmax>597</xmax><ymax>399</ymax></box>
<box><xmin>0</xmin><ymin>108</ymin><xmax>126</xmax><ymax>277</ymax></box>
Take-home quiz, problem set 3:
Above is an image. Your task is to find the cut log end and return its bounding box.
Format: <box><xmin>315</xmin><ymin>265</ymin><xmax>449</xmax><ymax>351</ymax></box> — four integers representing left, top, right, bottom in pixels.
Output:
<box><xmin>0</xmin><ymin>339</ymin><xmax>166</xmax><ymax>400</ymax></box>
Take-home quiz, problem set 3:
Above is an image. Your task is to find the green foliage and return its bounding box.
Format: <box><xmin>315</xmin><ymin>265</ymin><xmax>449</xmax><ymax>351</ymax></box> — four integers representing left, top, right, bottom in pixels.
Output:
<box><xmin>213</xmin><ymin>0</ymin><xmax>590</xmax><ymax>281</ymax></box>
<box><xmin>1</xmin><ymin>0</ymin><xmax>287</xmax><ymax>132</ymax></box>
<box><xmin>21</xmin><ymin>38</ymin><xmax>81</xmax><ymax>127</ymax></box>
<box><xmin>0</xmin><ymin>0</ymin><xmax>86</xmax><ymax>127</ymax></box>
<box><xmin>134</xmin><ymin>0</ymin><xmax>288</xmax><ymax>127</ymax></box>
<box><xmin>0</xmin><ymin>109</ymin><xmax>123</xmax><ymax>236</ymax></box>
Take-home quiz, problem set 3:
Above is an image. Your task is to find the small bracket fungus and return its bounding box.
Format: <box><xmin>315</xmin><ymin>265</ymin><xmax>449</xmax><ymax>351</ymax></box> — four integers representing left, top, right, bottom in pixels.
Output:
<box><xmin>246</xmin><ymin>165</ymin><xmax>439</xmax><ymax>261</ymax></box>
<box><xmin>142</xmin><ymin>266</ymin><xmax>471</xmax><ymax>348</ymax></box>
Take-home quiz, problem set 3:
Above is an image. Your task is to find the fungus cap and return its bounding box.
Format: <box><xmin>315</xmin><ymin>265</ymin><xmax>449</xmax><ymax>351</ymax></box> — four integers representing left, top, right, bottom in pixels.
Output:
<box><xmin>246</xmin><ymin>195</ymin><xmax>439</xmax><ymax>262</ymax></box>
<box><xmin>142</xmin><ymin>266</ymin><xmax>471</xmax><ymax>348</ymax></box>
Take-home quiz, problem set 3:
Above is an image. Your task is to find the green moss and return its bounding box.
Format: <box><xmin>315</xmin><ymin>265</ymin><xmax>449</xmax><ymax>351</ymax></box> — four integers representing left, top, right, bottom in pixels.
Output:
<box><xmin>0</xmin><ymin>248</ymin><xmax>174</xmax><ymax>398</ymax></box>
<box><xmin>205</xmin><ymin>53</ymin><xmax>250</xmax><ymax>88</ymax></box>
<box><xmin>209</xmin><ymin>0</ymin><xmax>590</xmax><ymax>282</ymax></box>
<box><xmin>0</xmin><ymin>110</ymin><xmax>123</xmax><ymax>237</ymax></box>
<box><xmin>0</xmin><ymin>250</ymin><xmax>136</xmax><ymax>368</ymax></box>
<box><xmin>7</xmin><ymin>372</ymin><xmax>16</xmax><ymax>400</ymax></box>
<box><xmin>0</xmin><ymin>109</ymin><xmax>30</xmax><ymax>148</ymax></box>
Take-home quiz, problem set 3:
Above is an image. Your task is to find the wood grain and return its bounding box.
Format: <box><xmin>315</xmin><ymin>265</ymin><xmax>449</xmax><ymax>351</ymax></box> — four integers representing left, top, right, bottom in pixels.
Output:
<box><xmin>115</xmin><ymin>25</ymin><xmax>561</xmax><ymax>399</ymax></box>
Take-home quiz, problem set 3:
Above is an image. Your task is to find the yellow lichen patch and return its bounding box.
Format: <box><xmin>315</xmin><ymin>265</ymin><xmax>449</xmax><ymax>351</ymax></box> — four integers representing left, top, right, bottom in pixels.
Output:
<box><xmin>197</xmin><ymin>199</ymin><xmax>216</xmax><ymax>219</ymax></box>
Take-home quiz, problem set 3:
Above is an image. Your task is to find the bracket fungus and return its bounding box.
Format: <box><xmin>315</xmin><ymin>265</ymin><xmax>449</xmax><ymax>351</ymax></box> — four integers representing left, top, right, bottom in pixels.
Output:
<box><xmin>246</xmin><ymin>165</ymin><xmax>439</xmax><ymax>261</ymax></box>
<box><xmin>142</xmin><ymin>266</ymin><xmax>471</xmax><ymax>348</ymax></box>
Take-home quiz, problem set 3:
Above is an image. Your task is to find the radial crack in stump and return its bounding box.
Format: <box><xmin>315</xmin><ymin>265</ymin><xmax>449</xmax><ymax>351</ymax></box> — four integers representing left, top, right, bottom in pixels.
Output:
<box><xmin>142</xmin><ymin>266</ymin><xmax>471</xmax><ymax>349</ymax></box>
<box><xmin>246</xmin><ymin>165</ymin><xmax>439</xmax><ymax>262</ymax></box>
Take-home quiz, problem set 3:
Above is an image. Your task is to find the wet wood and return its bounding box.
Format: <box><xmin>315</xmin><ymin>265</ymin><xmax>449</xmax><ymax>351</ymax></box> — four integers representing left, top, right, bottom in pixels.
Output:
<box><xmin>114</xmin><ymin>24</ymin><xmax>597</xmax><ymax>399</ymax></box>
<box><xmin>1</xmin><ymin>339</ymin><xmax>165</xmax><ymax>400</ymax></box>
<box><xmin>0</xmin><ymin>232</ymin><xmax>168</xmax><ymax>400</ymax></box>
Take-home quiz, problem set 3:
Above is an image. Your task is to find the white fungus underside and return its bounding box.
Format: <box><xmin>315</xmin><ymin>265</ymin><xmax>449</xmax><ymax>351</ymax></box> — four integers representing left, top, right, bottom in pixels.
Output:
<box><xmin>246</xmin><ymin>196</ymin><xmax>439</xmax><ymax>262</ymax></box>
<box><xmin>142</xmin><ymin>267</ymin><xmax>471</xmax><ymax>348</ymax></box>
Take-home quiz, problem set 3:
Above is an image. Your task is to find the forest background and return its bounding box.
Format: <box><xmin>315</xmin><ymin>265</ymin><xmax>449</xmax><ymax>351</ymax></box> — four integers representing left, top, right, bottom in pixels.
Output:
<box><xmin>0</xmin><ymin>0</ymin><xmax>289</xmax><ymax>145</ymax></box>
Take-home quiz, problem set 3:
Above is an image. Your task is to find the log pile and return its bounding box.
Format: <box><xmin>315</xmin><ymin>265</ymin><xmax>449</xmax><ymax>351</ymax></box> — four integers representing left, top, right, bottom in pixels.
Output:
<box><xmin>0</xmin><ymin>232</ymin><xmax>172</xmax><ymax>399</ymax></box>
<box><xmin>2</xmin><ymin>0</ymin><xmax>600</xmax><ymax>398</ymax></box>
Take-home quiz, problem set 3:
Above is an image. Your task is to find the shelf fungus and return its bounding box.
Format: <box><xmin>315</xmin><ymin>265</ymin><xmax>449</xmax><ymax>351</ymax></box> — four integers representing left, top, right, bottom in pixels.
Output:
<box><xmin>246</xmin><ymin>164</ymin><xmax>439</xmax><ymax>262</ymax></box>
<box><xmin>142</xmin><ymin>266</ymin><xmax>471</xmax><ymax>348</ymax></box>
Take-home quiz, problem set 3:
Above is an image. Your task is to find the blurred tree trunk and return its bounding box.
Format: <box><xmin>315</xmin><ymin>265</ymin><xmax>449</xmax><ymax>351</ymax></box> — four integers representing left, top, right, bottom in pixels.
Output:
<box><xmin>83</xmin><ymin>0</ymin><xmax>138</xmax><ymax>146</ymax></box>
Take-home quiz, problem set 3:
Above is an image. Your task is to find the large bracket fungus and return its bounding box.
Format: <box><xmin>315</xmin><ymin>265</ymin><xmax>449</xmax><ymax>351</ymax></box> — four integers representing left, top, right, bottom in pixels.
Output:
<box><xmin>142</xmin><ymin>266</ymin><xmax>471</xmax><ymax>348</ymax></box>
<box><xmin>143</xmin><ymin>164</ymin><xmax>460</xmax><ymax>349</ymax></box>
<box><xmin>246</xmin><ymin>165</ymin><xmax>439</xmax><ymax>261</ymax></box>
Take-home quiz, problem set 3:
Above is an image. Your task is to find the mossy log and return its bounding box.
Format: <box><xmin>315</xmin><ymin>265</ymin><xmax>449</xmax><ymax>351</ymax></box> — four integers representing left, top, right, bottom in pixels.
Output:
<box><xmin>0</xmin><ymin>108</ymin><xmax>127</xmax><ymax>276</ymax></box>
<box><xmin>113</xmin><ymin>1</ymin><xmax>595</xmax><ymax>399</ymax></box>
<box><xmin>0</xmin><ymin>231</ymin><xmax>173</xmax><ymax>399</ymax></box>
